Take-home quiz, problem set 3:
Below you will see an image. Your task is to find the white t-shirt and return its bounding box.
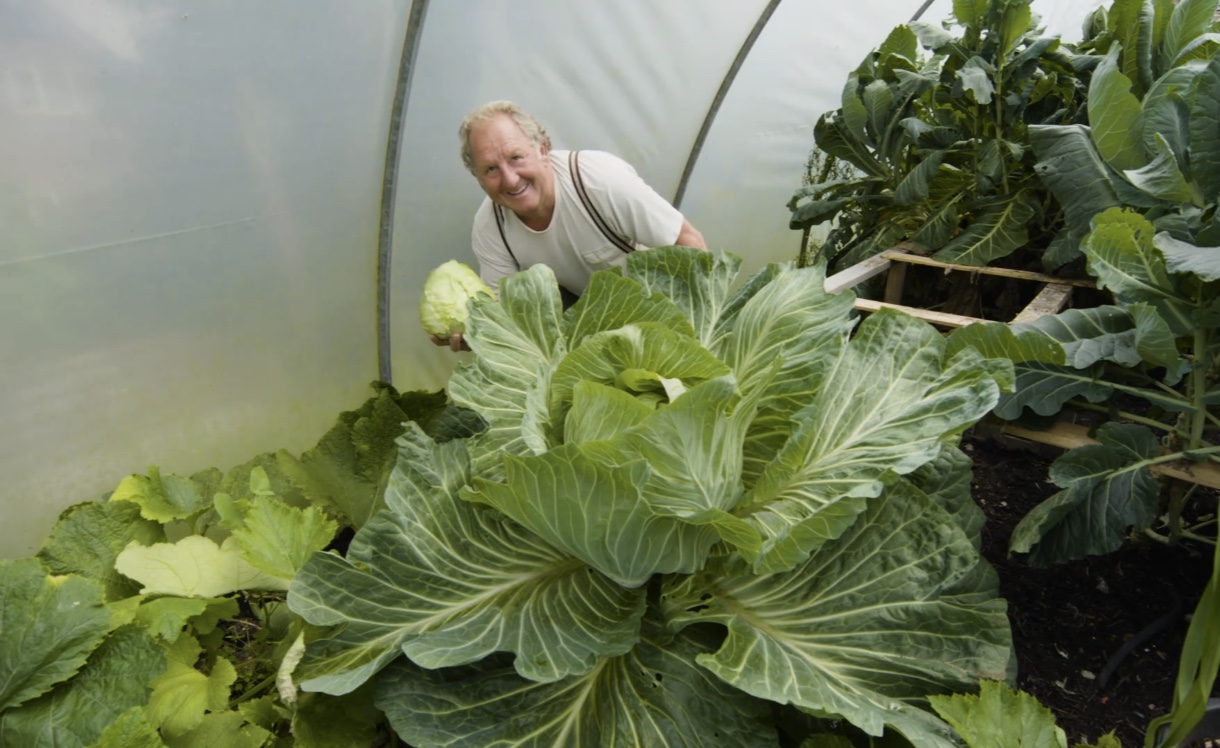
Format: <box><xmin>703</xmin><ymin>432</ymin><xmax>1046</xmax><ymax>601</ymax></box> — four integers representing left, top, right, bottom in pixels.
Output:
<box><xmin>471</xmin><ymin>150</ymin><xmax>684</xmax><ymax>294</ymax></box>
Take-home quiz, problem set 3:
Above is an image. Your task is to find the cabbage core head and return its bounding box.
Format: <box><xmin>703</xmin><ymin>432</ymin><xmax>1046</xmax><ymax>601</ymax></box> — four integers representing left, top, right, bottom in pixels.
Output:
<box><xmin>419</xmin><ymin>260</ymin><xmax>494</xmax><ymax>336</ymax></box>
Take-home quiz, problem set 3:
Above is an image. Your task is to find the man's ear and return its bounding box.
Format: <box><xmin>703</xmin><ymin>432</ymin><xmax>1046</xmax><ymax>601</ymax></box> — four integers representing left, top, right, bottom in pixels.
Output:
<box><xmin>539</xmin><ymin>136</ymin><xmax>552</xmax><ymax>156</ymax></box>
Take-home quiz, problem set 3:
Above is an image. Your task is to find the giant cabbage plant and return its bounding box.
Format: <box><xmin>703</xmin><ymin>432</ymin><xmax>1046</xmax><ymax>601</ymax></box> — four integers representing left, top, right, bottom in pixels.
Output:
<box><xmin>288</xmin><ymin>247</ymin><xmax>1015</xmax><ymax>747</ymax></box>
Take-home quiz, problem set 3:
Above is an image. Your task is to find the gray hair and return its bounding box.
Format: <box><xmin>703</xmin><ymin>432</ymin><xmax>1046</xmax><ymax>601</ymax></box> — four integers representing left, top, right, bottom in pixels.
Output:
<box><xmin>458</xmin><ymin>100</ymin><xmax>551</xmax><ymax>172</ymax></box>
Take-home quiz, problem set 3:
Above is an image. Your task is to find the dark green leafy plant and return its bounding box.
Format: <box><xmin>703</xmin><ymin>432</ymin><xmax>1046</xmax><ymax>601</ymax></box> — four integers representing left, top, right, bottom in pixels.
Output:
<box><xmin>0</xmin><ymin>383</ymin><xmax>472</xmax><ymax>747</ymax></box>
<box><xmin>789</xmin><ymin>0</ymin><xmax>1088</xmax><ymax>273</ymax></box>
<box><xmin>942</xmin><ymin>4</ymin><xmax>1220</xmax><ymax>740</ymax></box>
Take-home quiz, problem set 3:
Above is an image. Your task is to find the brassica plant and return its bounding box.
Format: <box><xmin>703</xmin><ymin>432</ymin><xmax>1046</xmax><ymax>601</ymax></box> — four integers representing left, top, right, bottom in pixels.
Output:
<box><xmin>289</xmin><ymin>247</ymin><xmax>1016</xmax><ymax>747</ymax></box>
<box><xmin>419</xmin><ymin>260</ymin><xmax>494</xmax><ymax>337</ymax></box>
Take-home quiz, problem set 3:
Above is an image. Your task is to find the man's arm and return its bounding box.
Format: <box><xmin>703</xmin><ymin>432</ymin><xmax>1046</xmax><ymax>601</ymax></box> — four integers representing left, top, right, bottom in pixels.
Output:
<box><xmin>675</xmin><ymin>218</ymin><xmax>707</xmax><ymax>250</ymax></box>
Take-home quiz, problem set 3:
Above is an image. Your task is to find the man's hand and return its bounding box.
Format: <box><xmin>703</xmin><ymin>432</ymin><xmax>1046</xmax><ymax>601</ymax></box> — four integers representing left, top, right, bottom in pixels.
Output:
<box><xmin>430</xmin><ymin>333</ymin><xmax>469</xmax><ymax>352</ymax></box>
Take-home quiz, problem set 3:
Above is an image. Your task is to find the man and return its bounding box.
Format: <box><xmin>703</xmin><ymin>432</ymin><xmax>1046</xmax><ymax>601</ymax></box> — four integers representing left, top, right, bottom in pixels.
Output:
<box><xmin>434</xmin><ymin>100</ymin><xmax>707</xmax><ymax>351</ymax></box>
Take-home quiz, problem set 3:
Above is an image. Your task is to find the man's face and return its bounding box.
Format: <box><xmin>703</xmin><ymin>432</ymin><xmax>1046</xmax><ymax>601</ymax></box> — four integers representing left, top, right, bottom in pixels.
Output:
<box><xmin>468</xmin><ymin>114</ymin><xmax>554</xmax><ymax>225</ymax></box>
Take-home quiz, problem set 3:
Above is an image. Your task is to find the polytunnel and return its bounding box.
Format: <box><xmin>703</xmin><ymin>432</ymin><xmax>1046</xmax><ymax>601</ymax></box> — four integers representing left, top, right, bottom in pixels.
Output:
<box><xmin>3</xmin><ymin>0</ymin><xmax>1105</xmax><ymax>560</ymax></box>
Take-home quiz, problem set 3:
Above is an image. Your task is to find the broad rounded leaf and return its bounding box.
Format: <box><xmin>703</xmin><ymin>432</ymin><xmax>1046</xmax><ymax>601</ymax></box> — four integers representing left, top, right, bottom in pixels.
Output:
<box><xmin>667</xmin><ymin>483</ymin><xmax>1011</xmax><ymax>743</ymax></box>
<box><xmin>0</xmin><ymin>626</ymin><xmax>166</xmax><ymax>748</ymax></box>
<box><xmin>289</xmin><ymin>428</ymin><xmax>646</xmax><ymax>693</ymax></box>
<box><xmin>0</xmin><ymin>559</ymin><xmax>114</xmax><ymax>711</ymax></box>
<box><xmin>115</xmin><ymin>536</ymin><xmax>290</xmax><ymax>598</ymax></box>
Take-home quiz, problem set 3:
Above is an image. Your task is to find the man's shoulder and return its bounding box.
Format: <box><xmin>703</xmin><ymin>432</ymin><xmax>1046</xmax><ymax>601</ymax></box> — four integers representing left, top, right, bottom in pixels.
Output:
<box><xmin>569</xmin><ymin>150</ymin><xmax>641</xmax><ymax>188</ymax></box>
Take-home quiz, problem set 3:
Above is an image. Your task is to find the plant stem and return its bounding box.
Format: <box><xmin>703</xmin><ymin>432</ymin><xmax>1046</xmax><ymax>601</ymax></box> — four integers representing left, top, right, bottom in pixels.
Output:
<box><xmin>1069</xmin><ymin>400</ymin><xmax>1186</xmax><ymax>436</ymax></box>
<box><xmin>229</xmin><ymin>673</ymin><xmax>277</xmax><ymax>708</ymax></box>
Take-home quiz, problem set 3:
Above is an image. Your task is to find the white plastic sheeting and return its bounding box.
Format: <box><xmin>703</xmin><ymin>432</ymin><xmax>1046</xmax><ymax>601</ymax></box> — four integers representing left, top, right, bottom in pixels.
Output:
<box><xmin>1</xmin><ymin>0</ymin><xmax>1101</xmax><ymax>558</ymax></box>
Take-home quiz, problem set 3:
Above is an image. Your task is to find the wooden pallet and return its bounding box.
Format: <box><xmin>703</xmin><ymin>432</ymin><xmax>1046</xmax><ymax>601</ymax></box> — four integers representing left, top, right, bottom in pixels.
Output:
<box><xmin>823</xmin><ymin>247</ymin><xmax>1093</xmax><ymax>327</ymax></box>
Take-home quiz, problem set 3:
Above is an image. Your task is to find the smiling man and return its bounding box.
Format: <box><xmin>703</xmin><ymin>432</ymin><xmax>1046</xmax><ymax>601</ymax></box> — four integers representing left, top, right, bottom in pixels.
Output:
<box><xmin>458</xmin><ymin>100</ymin><xmax>706</xmax><ymax>301</ymax></box>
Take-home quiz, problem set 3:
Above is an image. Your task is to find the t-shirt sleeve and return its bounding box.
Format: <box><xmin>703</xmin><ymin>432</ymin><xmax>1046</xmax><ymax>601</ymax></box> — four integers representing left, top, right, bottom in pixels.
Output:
<box><xmin>576</xmin><ymin>151</ymin><xmax>684</xmax><ymax>248</ymax></box>
<box><xmin>471</xmin><ymin>199</ymin><xmax>518</xmax><ymax>295</ymax></box>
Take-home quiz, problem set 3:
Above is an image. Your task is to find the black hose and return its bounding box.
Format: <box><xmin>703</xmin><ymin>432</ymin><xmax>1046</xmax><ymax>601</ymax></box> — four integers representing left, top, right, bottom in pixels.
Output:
<box><xmin>1098</xmin><ymin>587</ymin><xmax>1185</xmax><ymax>691</ymax></box>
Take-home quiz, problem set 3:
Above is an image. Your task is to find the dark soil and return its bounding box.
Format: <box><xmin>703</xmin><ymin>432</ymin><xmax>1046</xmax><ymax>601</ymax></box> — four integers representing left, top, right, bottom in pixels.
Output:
<box><xmin>965</xmin><ymin>430</ymin><xmax>1218</xmax><ymax>747</ymax></box>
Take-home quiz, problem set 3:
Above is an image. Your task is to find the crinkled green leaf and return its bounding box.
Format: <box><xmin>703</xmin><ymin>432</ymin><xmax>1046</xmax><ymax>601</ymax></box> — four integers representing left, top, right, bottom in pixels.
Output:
<box><xmin>146</xmin><ymin>634</ymin><xmax>237</xmax><ymax>737</ymax></box>
<box><xmin>289</xmin><ymin>425</ymin><xmax>645</xmax><ymax>694</ymax></box>
<box><xmin>37</xmin><ymin>500</ymin><xmax>164</xmax><ymax>602</ymax></box>
<box><xmin>228</xmin><ymin>495</ymin><xmax>338</xmax><ymax>579</ymax></box>
<box><xmin>739</xmin><ymin>309</ymin><xmax>1001</xmax><ymax>572</ymax></box>
<box><xmin>613</xmin><ymin>377</ymin><xmax>759</xmax><ymax>549</ymax></box>
<box><xmin>133</xmin><ymin>597</ymin><xmax>211</xmax><ymax>643</ymax></box>
<box><xmin>87</xmin><ymin>706</ymin><xmax>167</xmax><ymax>748</ymax></box>
<box><xmin>115</xmin><ymin>536</ymin><xmax>290</xmax><ymax>598</ymax></box>
<box><xmin>929</xmin><ymin>680</ymin><xmax>1066</xmax><ymax>748</ymax></box>
<box><xmin>933</xmin><ymin>192</ymin><xmax>1037</xmax><ymax>265</ymax></box>
<box><xmin>713</xmin><ymin>264</ymin><xmax>855</xmax><ymax>486</ymax></box>
<box><xmin>275</xmin><ymin>384</ymin><xmax>420</xmax><ymax>529</ymax></box>
<box><xmin>468</xmin><ymin>443</ymin><xmax>714</xmax><ymax>588</ymax></box>
<box><xmin>0</xmin><ymin>626</ymin><xmax>166</xmax><ymax>748</ymax></box>
<box><xmin>909</xmin><ymin>445</ymin><xmax>985</xmax><ymax>549</ymax></box>
<box><xmin>1082</xmin><ymin>208</ymin><xmax>1197</xmax><ymax>334</ymax></box>
<box><xmin>448</xmin><ymin>265</ymin><xmax>568</xmax><ymax>473</ymax></box>
<box><xmin>564</xmin><ymin>380</ymin><xmax>655</xmax><ymax>444</ymax></box>
<box><xmin>564</xmin><ymin>269</ymin><xmax>694</xmax><ymax>350</ymax></box>
<box><xmin>0</xmin><ymin>559</ymin><xmax>114</xmax><ymax>711</ymax></box>
<box><xmin>1010</xmin><ymin>423</ymin><xmax>1161</xmax><ymax>566</ymax></box>
<box><xmin>159</xmin><ymin>711</ymin><xmax>270</xmax><ymax>748</ymax></box>
<box><xmin>625</xmin><ymin>247</ymin><xmax>742</xmax><ymax>350</ymax></box>
<box><xmin>667</xmin><ymin>483</ymin><xmax>1010</xmax><ymax>744</ymax></box>
<box><xmin>374</xmin><ymin>617</ymin><xmax>778</xmax><ymax>748</ymax></box>
<box><xmin>109</xmin><ymin>468</ymin><xmax>214</xmax><ymax>524</ymax></box>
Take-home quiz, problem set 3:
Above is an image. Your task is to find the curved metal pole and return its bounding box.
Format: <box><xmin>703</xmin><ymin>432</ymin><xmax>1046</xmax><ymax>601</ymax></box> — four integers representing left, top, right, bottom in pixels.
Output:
<box><xmin>377</xmin><ymin>0</ymin><xmax>430</xmax><ymax>384</ymax></box>
<box><xmin>911</xmin><ymin>0</ymin><xmax>937</xmax><ymax>22</ymax></box>
<box><xmin>672</xmin><ymin>0</ymin><xmax>782</xmax><ymax>209</ymax></box>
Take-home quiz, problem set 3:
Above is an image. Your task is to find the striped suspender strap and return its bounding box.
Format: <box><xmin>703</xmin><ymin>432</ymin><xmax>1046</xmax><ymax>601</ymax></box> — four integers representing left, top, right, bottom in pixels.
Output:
<box><xmin>492</xmin><ymin>204</ymin><xmax>517</xmax><ymax>264</ymax></box>
<box><xmin>569</xmin><ymin>151</ymin><xmax>635</xmax><ymax>254</ymax></box>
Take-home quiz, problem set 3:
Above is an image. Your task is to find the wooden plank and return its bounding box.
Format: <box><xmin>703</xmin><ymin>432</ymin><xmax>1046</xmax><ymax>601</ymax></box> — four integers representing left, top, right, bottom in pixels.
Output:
<box><xmin>880</xmin><ymin>249</ymin><xmax>1096</xmax><ymax>288</ymax></box>
<box><xmin>992</xmin><ymin>419</ymin><xmax>1220</xmax><ymax>490</ymax></box>
<box><xmin>1011</xmin><ymin>283</ymin><xmax>1074</xmax><ymax>324</ymax></box>
<box><xmin>853</xmin><ymin>298</ymin><xmax>986</xmax><ymax>328</ymax></box>
<box><xmin>824</xmin><ymin>253</ymin><xmax>892</xmax><ymax>294</ymax></box>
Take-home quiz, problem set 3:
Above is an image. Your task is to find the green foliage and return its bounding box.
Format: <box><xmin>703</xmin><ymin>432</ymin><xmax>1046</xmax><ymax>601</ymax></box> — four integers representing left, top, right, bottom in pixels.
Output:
<box><xmin>929</xmin><ymin>680</ymin><xmax>1125</xmax><ymax>747</ymax></box>
<box><xmin>790</xmin><ymin>0</ymin><xmax>1089</xmax><ymax>272</ymax></box>
<box><xmin>941</xmin><ymin>6</ymin><xmax>1220</xmax><ymax>742</ymax></box>
<box><xmin>290</xmin><ymin>247</ymin><xmax>1015</xmax><ymax>746</ymax></box>
<box><xmin>0</xmin><ymin>381</ymin><xmax>470</xmax><ymax>746</ymax></box>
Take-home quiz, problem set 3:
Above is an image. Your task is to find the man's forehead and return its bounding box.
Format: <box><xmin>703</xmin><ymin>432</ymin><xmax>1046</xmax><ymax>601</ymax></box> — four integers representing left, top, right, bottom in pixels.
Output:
<box><xmin>471</xmin><ymin>116</ymin><xmax>532</xmax><ymax>151</ymax></box>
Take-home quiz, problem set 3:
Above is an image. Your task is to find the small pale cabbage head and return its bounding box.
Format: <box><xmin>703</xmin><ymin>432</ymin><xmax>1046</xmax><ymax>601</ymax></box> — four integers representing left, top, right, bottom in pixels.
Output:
<box><xmin>419</xmin><ymin>260</ymin><xmax>494</xmax><ymax>336</ymax></box>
